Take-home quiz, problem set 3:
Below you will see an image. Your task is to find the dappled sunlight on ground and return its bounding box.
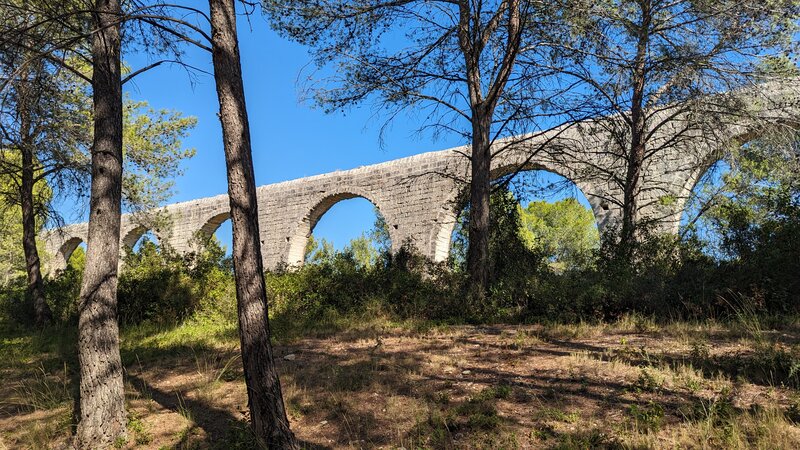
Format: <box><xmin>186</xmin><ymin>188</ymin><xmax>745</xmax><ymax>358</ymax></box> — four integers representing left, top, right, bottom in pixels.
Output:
<box><xmin>2</xmin><ymin>319</ymin><xmax>800</xmax><ymax>448</ymax></box>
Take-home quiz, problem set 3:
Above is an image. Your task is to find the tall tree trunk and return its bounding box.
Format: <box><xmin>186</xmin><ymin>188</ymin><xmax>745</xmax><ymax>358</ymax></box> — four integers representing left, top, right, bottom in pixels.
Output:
<box><xmin>75</xmin><ymin>0</ymin><xmax>127</xmax><ymax>446</ymax></box>
<box><xmin>620</xmin><ymin>1</ymin><xmax>651</xmax><ymax>254</ymax></box>
<box><xmin>621</xmin><ymin>136</ymin><xmax>645</xmax><ymax>248</ymax></box>
<box><xmin>467</xmin><ymin>110</ymin><xmax>492</xmax><ymax>298</ymax></box>
<box><xmin>17</xmin><ymin>70</ymin><xmax>52</xmax><ymax>326</ymax></box>
<box><xmin>20</xmin><ymin>138</ymin><xmax>52</xmax><ymax>326</ymax></box>
<box><xmin>208</xmin><ymin>1</ymin><xmax>298</xmax><ymax>447</ymax></box>
<box><xmin>459</xmin><ymin>1</ymin><xmax>521</xmax><ymax>298</ymax></box>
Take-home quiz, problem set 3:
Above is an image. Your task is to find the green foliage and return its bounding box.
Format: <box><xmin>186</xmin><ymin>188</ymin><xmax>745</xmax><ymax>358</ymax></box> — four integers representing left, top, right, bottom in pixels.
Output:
<box><xmin>0</xmin><ymin>203</ymin><xmax>27</xmax><ymax>284</ymax></box>
<box><xmin>116</xmin><ymin>235</ymin><xmax>234</xmax><ymax>326</ymax></box>
<box><xmin>45</xmin><ymin>246</ymin><xmax>83</xmax><ymax>323</ymax></box>
<box><xmin>0</xmin><ymin>151</ymin><xmax>52</xmax><ymax>285</ymax></box>
<box><xmin>24</xmin><ymin>233</ymin><xmax>235</xmax><ymax>327</ymax></box>
<box><xmin>0</xmin><ymin>60</ymin><xmax>195</xmax><ymax>324</ymax></box>
<box><xmin>304</xmin><ymin>234</ymin><xmax>335</xmax><ymax>264</ymax></box>
<box><xmin>305</xmin><ymin>208</ymin><xmax>389</xmax><ymax>269</ymax></box>
<box><xmin>270</xmin><ymin>243</ymin><xmax>464</xmax><ymax>332</ymax></box>
<box><xmin>449</xmin><ymin>188</ymin><xmax>547</xmax><ymax>318</ymax></box>
<box><xmin>2</xmin><ymin>134</ymin><xmax>796</xmax><ymax>334</ymax></box>
<box><xmin>628</xmin><ymin>401</ymin><xmax>665</xmax><ymax>432</ymax></box>
<box><xmin>683</xmin><ymin>133</ymin><xmax>800</xmax><ymax>314</ymax></box>
<box><xmin>121</xmin><ymin>98</ymin><xmax>197</xmax><ymax>211</ymax></box>
<box><xmin>519</xmin><ymin>198</ymin><xmax>599</xmax><ymax>271</ymax></box>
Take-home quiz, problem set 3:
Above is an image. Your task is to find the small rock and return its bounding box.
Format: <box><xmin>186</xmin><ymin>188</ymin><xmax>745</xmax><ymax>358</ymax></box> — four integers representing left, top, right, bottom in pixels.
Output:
<box><xmin>461</xmin><ymin>369</ymin><xmax>471</xmax><ymax>375</ymax></box>
<box><xmin>319</xmin><ymin>420</ymin><xmax>328</xmax><ymax>426</ymax></box>
<box><xmin>283</xmin><ymin>353</ymin><xmax>297</xmax><ymax>361</ymax></box>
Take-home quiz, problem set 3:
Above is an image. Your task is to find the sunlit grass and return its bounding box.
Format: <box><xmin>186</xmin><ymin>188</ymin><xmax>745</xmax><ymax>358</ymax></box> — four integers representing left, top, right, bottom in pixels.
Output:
<box><xmin>3</xmin><ymin>311</ymin><xmax>800</xmax><ymax>449</ymax></box>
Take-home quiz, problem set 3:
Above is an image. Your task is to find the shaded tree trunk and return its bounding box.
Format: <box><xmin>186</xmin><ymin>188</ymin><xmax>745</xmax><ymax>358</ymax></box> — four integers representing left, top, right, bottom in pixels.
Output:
<box><xmin>20</xmin><ymin>138</ymin><xmax>52</xmax><ymax>326</ymax></box>
<box><xmin>17</xmin><ymin>71</ymin><xmax>52</xmax><ymax>326</ymax></box>
<box><xmin>459</xmin><ymin>0</ymin><xmax>521</xmax><ymax>299</ymax></box>
<box><xmin>74</xmin><ymin>0</ymin><xmax>127</xmax><ymax>446</ymax></box>
<box><xmin>208</xmin><ymin>0</ymin><xmax>298</xmax><ymax>447</ymax></box>
<box><xmin>620</xmin><ymin>0</ymin><xmax>651</xmax><ymax>255</ymax></box>
<box><xmin>467</xmin><ymin>110</ymin><xmax>493</xmax><ymax>298</ymax></box>
<box><xmin>621</xmin><ymin>135</ymin><xmax>645</xmax><ymax>250</ymax></box>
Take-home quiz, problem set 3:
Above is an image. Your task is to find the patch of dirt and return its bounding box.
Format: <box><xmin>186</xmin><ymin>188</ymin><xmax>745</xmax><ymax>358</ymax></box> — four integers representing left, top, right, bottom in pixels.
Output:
<box><xmin>2</xmin><ymin>325</ymin><xmax>799</xmax><ymax>449</ymax></box>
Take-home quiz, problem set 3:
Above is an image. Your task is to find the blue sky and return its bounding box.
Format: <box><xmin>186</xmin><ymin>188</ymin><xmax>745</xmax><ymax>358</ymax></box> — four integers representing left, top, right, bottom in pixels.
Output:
<box><xmin>64</xmin><ymin>8</ymin><xmax>592</xmax><ymax>254</ymax></box>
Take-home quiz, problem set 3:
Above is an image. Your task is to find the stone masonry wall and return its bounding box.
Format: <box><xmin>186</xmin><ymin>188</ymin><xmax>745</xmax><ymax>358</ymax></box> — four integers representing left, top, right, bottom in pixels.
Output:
<box><xmin>41</xmin><ymin>81</ymin><xmax>800</xmax><ymax>274</ymax></box>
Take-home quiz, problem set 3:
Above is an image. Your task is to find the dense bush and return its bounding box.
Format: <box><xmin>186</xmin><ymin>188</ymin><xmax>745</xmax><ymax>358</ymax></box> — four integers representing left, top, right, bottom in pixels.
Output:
<box><xmin>268</xmin><ymin>243</ymin><xmax>465</xmax><ymax>324</ymax></box>
<box><xmin>0</xmin><ymin>279</ymin><xmax>28</xmax><ymax>325</ymax></box>
<box><xmin>0</xmin><ymin>233</ymin><xmax>237</xmax><ymax>327</ymax></box>
<box><xmin>116</xmin><ymin>235</ymin><xmax>235</xmax><ymax>325</ymax></box>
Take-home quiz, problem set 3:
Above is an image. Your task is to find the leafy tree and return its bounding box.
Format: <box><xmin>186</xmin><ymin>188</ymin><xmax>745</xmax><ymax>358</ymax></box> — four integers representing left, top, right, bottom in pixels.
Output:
<box><xmin>264</xmin><ymin>0</ymin><xmax>580</xmax><ymax>298</ymax></box>
<box><xmin>0</xmin><ymin>30</ymin><xmax>86</xmax><ymax>325</ymax></box>
<box><xmin>0</xmin><ymin>0</ymin><xmax>208</xmax><ymax>444</ymax></box>
<box><xmin>305</xmin><ymin>234</ymin><xmax>335</xmax><ymax>264</ymax></box>
<box><xmin>519</xmin><ymin>198</ymin><xmax>599</xmax><ymax>271</ymax></box>
<box><xmin>686</xmin><ymin>133</ymin><xmax>800</xmax><ymax>260</ymax></box>
<box><xmin>0</xmin><ymin>153</ymin><xmax>51</xmax><ymax>286</ymax></box>
<box><xmin>346</xmin><ymin>233</ymin><xmax>381</xmax><ymax>269</ymax></box>
<box><xmin>67</xmin><ymin>244</ymin><xmax>86</xmax><ymax>271</ymax></box>
<box><xmin>452</xmin><ymin>188</ymin><xmax>540</xmax><ymax>266</ymax></box>
<box><xmin>121</xmin><ymin>98</ymin><xmax>197</xmax><ymax>212</ymax></box>
<box><xmin>557</xmin><ymin>0</ymin><xmax>800</xmax><ymax>255</ymax></box>
<box><xmin>0</xmin><ymin>63</ymin><xmax>196</xmax><ymax>324</ymax></box>
<box><xmin>0</xmin><ymin>202</ymin><xmax>25</xmax><ymax>285</ymax></box>
<box><xmin>369</xmin><ymin>207</ymin><xmax>391</xmax><ymax>254</ymax></box>
<box><xmin>304</xmin><ymin>207</ymin><xmax>390</xmax><ymax>267</ymax></box>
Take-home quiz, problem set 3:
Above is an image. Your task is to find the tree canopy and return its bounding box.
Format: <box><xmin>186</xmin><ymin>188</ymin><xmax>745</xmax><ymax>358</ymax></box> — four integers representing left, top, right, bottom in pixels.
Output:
<box><xmin>520</xmin><ymin>198</ymin><xmax>599</xmax><ymax>271</ymax></box>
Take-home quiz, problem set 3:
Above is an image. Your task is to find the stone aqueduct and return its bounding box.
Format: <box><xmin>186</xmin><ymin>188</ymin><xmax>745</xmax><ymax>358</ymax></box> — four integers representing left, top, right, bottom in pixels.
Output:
<box><xmin>41</xmin><ymin>83</ymin><xmax>800</xmax><ymax>274</ymax></box>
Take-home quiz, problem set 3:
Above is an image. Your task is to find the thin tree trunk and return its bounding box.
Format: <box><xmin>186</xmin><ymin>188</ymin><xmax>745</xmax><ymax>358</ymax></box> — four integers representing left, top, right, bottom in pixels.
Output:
<box><xmin>74</xmin><ymin>0</ymin><xmax>127</xmax><ymax>446</ymax></box>
<box><xmin>20</xmin><ymin>134</ymin><xmax>52</xmax><ymax>326</ymax></box>
<box><xmin>17</xmin><ymin>69</ymin><xmax>52</xmax><ymax>326</ymax></box>
<box><xmin>467</xmin><ymin>111</ymin><xmax>492</xmax><ymax>298</ymax></box>
<box><xmin>208</xmin><ymin>1</ymin><xmax>298</xmax><ymax>447</ymax></box>
<box><xmin>620</xmin><ymin>0</ymin><xmax>651</xmax><ymax>253</ymax></box>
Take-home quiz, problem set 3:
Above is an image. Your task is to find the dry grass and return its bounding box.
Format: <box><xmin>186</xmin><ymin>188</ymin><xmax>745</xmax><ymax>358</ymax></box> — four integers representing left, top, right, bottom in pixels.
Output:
<box><xmin>2</xmin><ymin>317</ymin><xmax>800</xmax><ymax>449</ymax></box>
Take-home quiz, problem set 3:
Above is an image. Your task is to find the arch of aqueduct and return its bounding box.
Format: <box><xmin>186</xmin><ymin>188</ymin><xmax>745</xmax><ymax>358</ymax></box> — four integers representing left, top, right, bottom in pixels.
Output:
<box><xmin>41</xmin><ymin>82</ymin><xmax>800</xmax><ymax>274</ymax></box>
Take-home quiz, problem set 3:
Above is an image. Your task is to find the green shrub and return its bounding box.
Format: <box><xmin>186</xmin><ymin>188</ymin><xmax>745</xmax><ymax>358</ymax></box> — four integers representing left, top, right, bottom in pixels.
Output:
<box><xmin>268</xmin><ymin>242</ymin><xmax>466</xmax><ymax>328</ymax></box>
<box><xmin>117</xmin><ymin>234</ymin><xmax>234</xmax><ymax>326</ymax></box>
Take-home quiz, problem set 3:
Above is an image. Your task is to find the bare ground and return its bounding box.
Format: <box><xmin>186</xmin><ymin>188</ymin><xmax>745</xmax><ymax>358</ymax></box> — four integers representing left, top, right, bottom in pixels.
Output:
<box><xmin>3</xmin><ymin>321</ymin><xmax>800</xmax><ymax>449</ymax></box>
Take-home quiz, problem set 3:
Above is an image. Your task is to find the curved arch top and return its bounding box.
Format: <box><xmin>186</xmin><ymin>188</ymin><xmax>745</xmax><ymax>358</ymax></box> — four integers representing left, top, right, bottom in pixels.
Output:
<box><xmin>427</xmin><ymin>166</ymin><xmax>609</xmax><ymax>263</ymax></box>
<box><xmin>121</xmin><ymin>225</ymin><xmax>149</xmax><ymax>249</ymax></box>
<box><xmin>58</xmin><ymin>237</ymin><xmax>84</xmax><ymax>269</ymax></box>
<box><xmin>284</xmin><ymin>191</ymin><xmax>394</xmax><ymax>267</ymax></box>
<box><xmin>200</xmin><ymin>211</ymin><xmax>232</xmax><ymax>237</ymax></box>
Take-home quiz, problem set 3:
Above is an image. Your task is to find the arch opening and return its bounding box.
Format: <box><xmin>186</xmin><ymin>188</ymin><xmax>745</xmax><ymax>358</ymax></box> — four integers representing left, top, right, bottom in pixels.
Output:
<box><xmin>439</xmin><ymin>168</ymin><xmax>601</xmax><ymax>272</ymax></box>
<box><xmin>285</xmin><ymin>194</ymin><xmax>391</xmax><ymax>268</ymax></box>
<box><xmin>123</xmin><ymin>228</ymin><xmax>160</xmax><ymax>252</ymax></box>
<box><xmin>57</xmin><ymin>237</ymin><xmax>86</xmax><ymax>273</ymax></box>
<box><xmin>680</xmin><ymin>131</ymin><xmax>800</xmax><ymax>260</ymax></box>
<box><xmin>199</xmin><ymin>212</ymin><xmax>233</xmax><ymax>256</ymax></box>
<box><xmin>122</xmin><ymin>226</ymin><xmax>150</xmax><ymax>250</ymax></box>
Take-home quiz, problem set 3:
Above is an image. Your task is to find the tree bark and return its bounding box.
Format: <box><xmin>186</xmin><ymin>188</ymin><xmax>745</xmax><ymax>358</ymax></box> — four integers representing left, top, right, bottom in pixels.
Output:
<box><xmin>459</xmin><ymin>0</ymin><xmax>521</xmax><ymax>299</ymax></box>
<box><xmin>467</xmin><ymin>110</ymin><xmax>493</xmax><ymax>298</ymax></box>
<box><xmin>620</xmin><ymin>0</ymin><xmax>652</xmax><ymax>254</ymax></box>
<box><xmin>20</xmin><ymin>137</ymin><xmax>52</xmax><ymax>326</ymax></box>
<box><xmin>208</xmin><ymin>0</ymin><xmax>298</xmax><ymax>448</ymax></box>
<box><xmin>74</xmin><ymin>0</ymin><xmax>127</xmax><ymax>446</ymax></box>
<box><xmin>17</xmin><ymin>69</ymin><xmax>52</xmax><ymax>326</ymax></box>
